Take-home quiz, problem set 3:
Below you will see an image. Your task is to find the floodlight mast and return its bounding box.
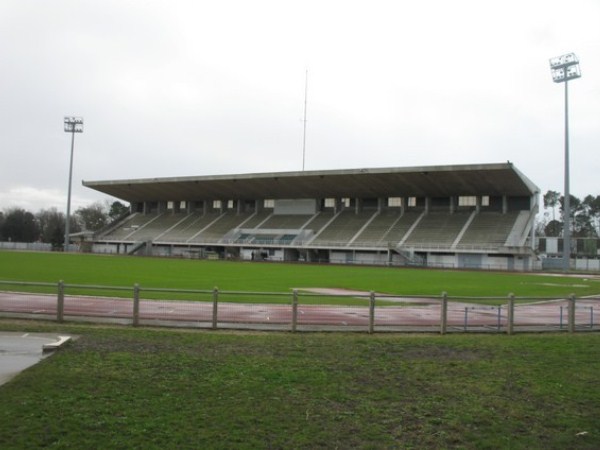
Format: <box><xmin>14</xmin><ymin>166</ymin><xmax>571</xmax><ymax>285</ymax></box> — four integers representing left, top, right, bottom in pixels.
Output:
<box><xmin>63</xmin><ymin>116</ymin><xmax>83</xmax><ymax>252</ymax></box>
<box><xmin>549</xmin><ymin>53</ymin><xmax>581</xmax><ymax>271</ymax></box>
<box><xmin>302</xmin><ymin>69</ymin><xmax>308</xmax><ymax>171</ymax></box>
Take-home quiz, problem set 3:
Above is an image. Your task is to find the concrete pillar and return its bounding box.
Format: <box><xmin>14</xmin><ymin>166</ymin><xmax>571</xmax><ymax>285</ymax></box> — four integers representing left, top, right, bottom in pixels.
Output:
<box><xmin>355</xmin><ymin>198</ymin><xmax>362</xmax><ymax>214</ymax></box>
<box><xmin>335</xmin><ymin>198</ymin><xmax>342</xmax><ymax>214</ymax></box>
<box><xmin>449</xmin><ymin>196</ymin><xmax>456</xmax><ymax>214</ymax></box>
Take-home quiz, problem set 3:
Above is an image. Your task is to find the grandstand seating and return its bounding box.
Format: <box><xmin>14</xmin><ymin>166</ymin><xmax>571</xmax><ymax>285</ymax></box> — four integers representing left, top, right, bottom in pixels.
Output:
<box><xmin>96</xmin><ymin>208</ymin><xmax>525</xmax><ymax>254</ymax></box>
<box><xmin>188</xmin><ymin>212</ymin><xmax>252</xmax><ymax>242</ymax></box>
<box><xmin>97</xmin><ymin>213</ymin><xmax>159</xmax><ymax>241</ymax></box>
<box><xmin>456</xmin><ymin>211</ymin><xmax>520</xmax><ymax>248</ymax></box>
<box><xmin>351</xmin><ymin>209</ymin><xmax>398</xmax><ymax>245</ymax></box>
<box><xmin>403</xmin><ymin>211</ymin><xmax>471</xmax><ymax>247</ymax></box>
<box><xmin>124</xmin><ymin>213</ymin><xmax>190</xmax><ymax>242</ymax></box>
<box><xmin>310</xmin><ymin>210</ymin><xmax>375</xmax><ymax>245</ymax></box>
<box><xmin>239</xmin><ymin>210</ymin><xmax>272</xmax><ymax>229</ymax></box>
<box><xmin>154</xmin><ymin>213</ymin><xmax>205</xmax><ymax>242</ymax></box>
<box><xmin>84</xmin><ymin>164</ymin><xmax>538</xmax><ymax>270</ymax></box>
<box><xmin>301</xmin><ymin>211</ymin><xmax>335</xmax><ymax>234</ymax></box>
<box><xmin>258</xmin><ymin>214</ymin><xmax>313</xmax><ymax>230</ymax></box>
<box><xmin>380</xmin><ymin>211</ymin><xmax>422</xmax><ymax>245</ymax></box>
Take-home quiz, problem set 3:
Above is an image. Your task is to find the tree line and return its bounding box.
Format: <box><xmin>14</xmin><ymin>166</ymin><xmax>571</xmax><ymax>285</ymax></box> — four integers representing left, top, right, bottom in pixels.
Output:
<box><xmin>0</xmin><ymin>201</ymin><xmax>129</xmax><ymax>249</ymax></box>
<box><xmin>540</xmin><ymin>190</ymin><xmax>600</xmax><ymax>238</ymax></box>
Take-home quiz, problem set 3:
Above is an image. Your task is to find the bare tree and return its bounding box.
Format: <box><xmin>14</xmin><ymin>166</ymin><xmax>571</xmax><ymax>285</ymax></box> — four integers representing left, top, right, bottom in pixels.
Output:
<box><xmin>76</xmin><ymin>202</ymin><xmax>109</xmax><ymax>231</ymax></box>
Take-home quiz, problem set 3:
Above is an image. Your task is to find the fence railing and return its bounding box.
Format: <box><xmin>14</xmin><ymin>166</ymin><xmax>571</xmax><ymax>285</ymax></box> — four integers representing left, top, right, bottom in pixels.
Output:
<box><xmin>0</xmin><ymin>280</ymin><xmax>598</xmax><ymax>334</ymax></box>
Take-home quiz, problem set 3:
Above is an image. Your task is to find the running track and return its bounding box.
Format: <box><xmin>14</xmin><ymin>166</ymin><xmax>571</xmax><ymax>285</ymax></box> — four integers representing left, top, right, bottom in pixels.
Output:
<box><xmin>0</xmin><ymin>292</ymin><xmax>598</xmax><ymax>332</ymax></box>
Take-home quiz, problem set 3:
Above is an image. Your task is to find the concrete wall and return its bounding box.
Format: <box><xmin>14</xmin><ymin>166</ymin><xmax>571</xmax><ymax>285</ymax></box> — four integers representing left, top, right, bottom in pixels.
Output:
<box><xmin>0</xmin><ymin>242</ymin><xmax>52</xmax><ymax>251</ymax></box>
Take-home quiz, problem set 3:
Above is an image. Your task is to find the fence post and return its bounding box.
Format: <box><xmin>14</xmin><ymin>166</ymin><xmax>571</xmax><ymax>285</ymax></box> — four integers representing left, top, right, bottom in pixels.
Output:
<box><xmin>440</xmin><ymin>292</ymin><xmax>448</xmax><ymax>335</ymax></box>
<box><xmin>132</xmin><ymin>283</ymin><xmax>140</xmax><ymax>327</ymax></box>
<box><xmin>57</xmin><ymin>280</ymin><xmax>65</xmax><ymax>323</ymax></box>
<box><xmin>369</xmin><ymin>291</ymin><xmax>375</xmax><ymax>334</ymax></box>
<box><xmin>568</xmin><ymin>294</ymin><xmax>576</xmax><ymax>333</ymax></box>
<box><xmin>292</xmin><ymin>289</ymin><xmax>298</xmax><ymax>332</ymax></box>
<box><xmin>507</xmin><ymin>293</ymin><xmax>515</xmax><ymax>335</ymax></box>
<box><xmin>212</xmin><ymin>287</ymin><xmax>219</xmax><ymax>330</ymax></box>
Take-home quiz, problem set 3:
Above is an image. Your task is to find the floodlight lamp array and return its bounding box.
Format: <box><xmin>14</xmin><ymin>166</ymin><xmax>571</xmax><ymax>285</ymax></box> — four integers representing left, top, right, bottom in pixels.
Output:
<box><xmin>549</xmin><ymin>53</ymin><xmax>581</xmax><ymax>83</ymax></box>
<box><xmin>64</xmin><ymin>116</ymin><xmax>84</xmax><ymax>133</ymax></box>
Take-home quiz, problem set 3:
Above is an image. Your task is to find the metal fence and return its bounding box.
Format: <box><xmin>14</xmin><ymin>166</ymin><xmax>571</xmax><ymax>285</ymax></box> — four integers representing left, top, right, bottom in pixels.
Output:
<box><xmin>0</xmin><ymin>280</ymin><xmax>598</xmax><ymax>334</ymax></box>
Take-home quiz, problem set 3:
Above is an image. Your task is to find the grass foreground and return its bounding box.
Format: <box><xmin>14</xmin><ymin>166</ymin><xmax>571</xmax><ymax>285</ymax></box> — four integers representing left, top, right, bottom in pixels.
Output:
<box><xmin>1</xmin><ymin>320</ymin><xmax>599</xmax><ymax>449</ymax></box>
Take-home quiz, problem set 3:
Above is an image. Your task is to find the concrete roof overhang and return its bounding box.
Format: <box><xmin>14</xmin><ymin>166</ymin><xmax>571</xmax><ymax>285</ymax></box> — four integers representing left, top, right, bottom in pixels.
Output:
<box><xmin>83</xmin><ymin>163</ymin><xmax>539</xmax><ymax>203</ymax></box>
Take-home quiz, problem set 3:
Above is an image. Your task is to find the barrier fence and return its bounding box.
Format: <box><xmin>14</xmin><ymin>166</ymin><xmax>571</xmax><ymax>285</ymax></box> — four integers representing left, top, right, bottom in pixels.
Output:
<box><xmin>0</xmin><ymin>280</ymin><xmax>598</xmax><ymax>334</ymax></box>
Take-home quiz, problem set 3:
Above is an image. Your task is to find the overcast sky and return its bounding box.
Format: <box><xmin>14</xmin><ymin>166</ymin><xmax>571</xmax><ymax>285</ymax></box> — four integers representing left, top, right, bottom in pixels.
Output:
<box><xmin>1</xmin><ymin>0</ymin><xmax>599</xmax><ymax>213</ymax></box>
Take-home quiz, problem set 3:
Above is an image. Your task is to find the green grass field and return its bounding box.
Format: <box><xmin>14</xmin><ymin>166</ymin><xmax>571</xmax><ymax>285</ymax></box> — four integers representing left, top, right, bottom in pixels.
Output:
<box><xmin>0</xmin><ymin>321</ymin><xmax>599</xmax><ymax>449</ymax></box>
<box><xmin>1</xmin><ymin>250</ymin><xmax>599</xmax><ymax>299</ymax></box>
<box><xmin>1</xmin><ymin>252</ymin><xmax>600</xmax><ymax>448</ymax></box>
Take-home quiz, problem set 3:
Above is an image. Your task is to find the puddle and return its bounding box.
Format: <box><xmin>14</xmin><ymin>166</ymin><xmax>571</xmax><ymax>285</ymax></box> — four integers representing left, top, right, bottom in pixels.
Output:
<box><xmin>0</xmin><ymin>332</ymin><xmax>69</xmax><ymax>386</ymax></box>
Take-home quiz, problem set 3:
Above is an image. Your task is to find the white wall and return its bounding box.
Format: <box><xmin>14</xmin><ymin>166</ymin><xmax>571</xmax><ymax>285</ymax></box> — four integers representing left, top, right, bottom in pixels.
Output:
<box><xmin>575</xmin><ymin>258</ymin><xmax>600</xmax><ymax>271</ymax></box>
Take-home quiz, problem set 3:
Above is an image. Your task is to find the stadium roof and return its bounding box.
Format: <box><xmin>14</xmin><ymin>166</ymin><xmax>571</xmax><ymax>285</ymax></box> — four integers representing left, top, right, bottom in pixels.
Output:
<box><xmin>83</xmin><ymin>162</ymin><xmax>539</xmax><ymax>203</ymax></box>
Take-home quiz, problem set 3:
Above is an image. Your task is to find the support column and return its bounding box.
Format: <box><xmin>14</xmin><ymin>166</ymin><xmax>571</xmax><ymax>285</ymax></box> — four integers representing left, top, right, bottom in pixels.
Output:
<box><xmin>355</xmin><ymin>198</ymin><xmax>362</xmax><ymax>214</ymax></box>
<box><xmin>334</xmin><ymin>198</ymin><xmax>342</xmax><ymax>214</ymax></box>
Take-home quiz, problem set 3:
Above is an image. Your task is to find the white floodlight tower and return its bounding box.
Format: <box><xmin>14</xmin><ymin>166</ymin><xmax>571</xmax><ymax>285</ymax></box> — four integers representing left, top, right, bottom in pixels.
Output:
<box><xmin>63</xmin><ymin>116</ymin><xmax>84</xmax><ymax>252</ymax></box>
<box><xmin>549</xmin><ymin>53</ymin><xmax>581</xmax><ymax>271</ymax></box>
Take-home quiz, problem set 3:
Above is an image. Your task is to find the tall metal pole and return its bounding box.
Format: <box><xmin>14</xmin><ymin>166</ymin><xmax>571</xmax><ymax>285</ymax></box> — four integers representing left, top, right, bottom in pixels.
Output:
<box><xmin>302</xmin><ymin>69</ymin><xmax>308</xmax><ymax>171</ymax></box>
<box><xmin>64</xmin><ymin>130</ymin><xmax>76</xmax><ymax>251</ymax></box>
<box><xmin>563</xmin><ymin>79</ymin><xmax>571</xmax><ymax>272</ymax></box>
<box><xmin>63</xmin><ymin>116</ymin><xmax>83</xmax><ymax>252</ymax></box>
<box><xmin>549</xmin><ymin>53</ymin><xmax>580</xmax><ymax>272</ymax></box>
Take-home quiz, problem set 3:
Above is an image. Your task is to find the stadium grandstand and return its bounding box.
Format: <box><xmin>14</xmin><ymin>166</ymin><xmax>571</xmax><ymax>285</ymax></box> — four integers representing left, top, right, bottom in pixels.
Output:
<box><xmin>82</xmin><ymin>162</ymin><xmax>540</xmax><ymax>271</ymax></box>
